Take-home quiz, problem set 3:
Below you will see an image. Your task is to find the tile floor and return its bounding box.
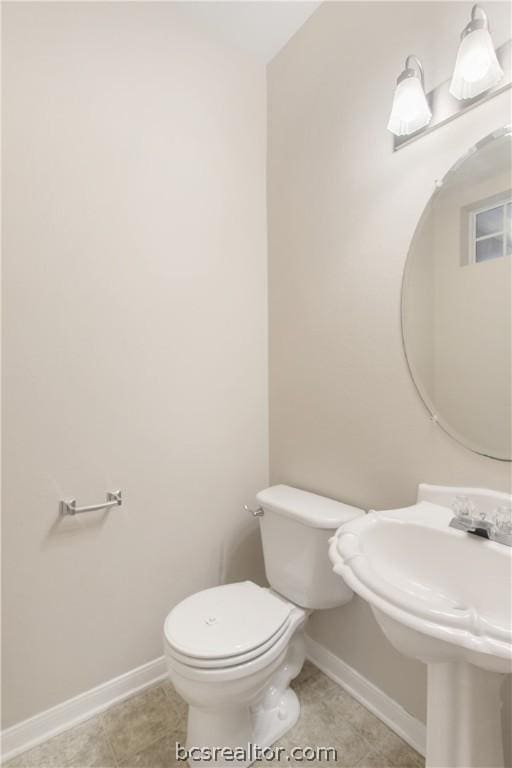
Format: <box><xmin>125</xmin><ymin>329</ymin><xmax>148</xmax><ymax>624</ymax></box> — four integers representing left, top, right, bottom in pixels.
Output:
<box><xmin>4</xmin><ymin>662</ymin><xmax>424</xmax><ymax>768</ymax></box>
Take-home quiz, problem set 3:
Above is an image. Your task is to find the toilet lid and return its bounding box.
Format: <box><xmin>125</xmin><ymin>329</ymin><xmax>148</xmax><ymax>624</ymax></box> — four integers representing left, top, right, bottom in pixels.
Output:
<box><xmin>164</xmin><ymin>582</ymin><xmax>293</xmax><ymax>660</ymax></box>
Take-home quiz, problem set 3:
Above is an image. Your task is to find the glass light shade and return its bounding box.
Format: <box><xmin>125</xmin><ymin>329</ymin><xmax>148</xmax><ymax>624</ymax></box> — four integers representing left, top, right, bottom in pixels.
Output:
<box><xmin>387</xmin><ymin>76</ymin><xmax>432</xmax><ymax>136</ymax></box>
<box><xmin>449</xmin><ymin>27</ymin><xmax>504</xmax><ymax>100</ymax></box>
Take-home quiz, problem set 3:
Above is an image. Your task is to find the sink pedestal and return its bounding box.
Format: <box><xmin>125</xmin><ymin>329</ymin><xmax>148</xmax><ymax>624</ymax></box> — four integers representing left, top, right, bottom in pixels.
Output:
<box><xmin>426</xmin><ymin>662</ymin><xmax>505</xmax><ymax>768</ymax></box>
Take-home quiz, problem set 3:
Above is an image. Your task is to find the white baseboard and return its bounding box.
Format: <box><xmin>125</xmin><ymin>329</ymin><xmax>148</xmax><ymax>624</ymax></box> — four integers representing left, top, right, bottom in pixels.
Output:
<box><xmin>2</xmin><ymin>639</ymin><xmax>426</xmax><ymax>762</ymax></box>
<box><xmin>1</xmin><ymin>656</ymin><xmax>167</xmax><ymax>762</ymax></box>
<box><xmin>305</xmin><ymin>635</ymin><xmax>426</xmax><ymax>757</ymax></box>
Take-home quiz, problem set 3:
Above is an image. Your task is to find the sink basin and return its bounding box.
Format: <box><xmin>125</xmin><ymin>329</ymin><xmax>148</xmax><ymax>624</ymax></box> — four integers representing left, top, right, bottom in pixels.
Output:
<box><xmin>329</xmin><ymin>484</ymin><xmax>512</xmax><ymax>768</ymax></box>
<box><xmin>329</xmin><ymin>499</ymin><xmax>511</xmax><ymax>673</ymax></box>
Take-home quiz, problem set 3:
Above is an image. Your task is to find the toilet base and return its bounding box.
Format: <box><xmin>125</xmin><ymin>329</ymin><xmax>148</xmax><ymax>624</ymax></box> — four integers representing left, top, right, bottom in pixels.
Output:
<box><xmin>186</xmin><ymin>687</ymin><xmax>300</xmax><ymax>768</ymax></box>
<box><xmin>251</xmin><ymin>686</ymin><xmax>301</xmax><ymax>755</ymax></box>
<box><xmin>185</xmin><ymin>629</ymin><xmax>306</xmax><ymax>768</ymax></box>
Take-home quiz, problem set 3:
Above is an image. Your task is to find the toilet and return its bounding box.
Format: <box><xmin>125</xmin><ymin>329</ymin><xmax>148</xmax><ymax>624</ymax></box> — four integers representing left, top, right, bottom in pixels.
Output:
<box><xmin>163</xmin><ymin>484</ymin><xmax>364</xmax><ymax>764</ymax></box>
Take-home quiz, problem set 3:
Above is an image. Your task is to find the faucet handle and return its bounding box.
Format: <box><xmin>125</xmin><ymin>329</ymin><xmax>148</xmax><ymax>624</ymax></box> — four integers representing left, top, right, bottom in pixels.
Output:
<box><xmin>493</xmin><ymin>505</ymin><xmax>512</xmax><ymax>535</ymax></box>
<box><xmin>452</xmin><ymin>495</ymin><xmax>476</xmax><ymax>520</ymax></box>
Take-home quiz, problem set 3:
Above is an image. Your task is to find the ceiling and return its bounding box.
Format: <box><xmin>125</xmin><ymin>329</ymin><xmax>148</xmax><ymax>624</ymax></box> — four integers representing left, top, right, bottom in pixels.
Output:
<box><xmin>173</xmin><ymin>1</ymin><xmax>322</xmax><ymax>63</ymax></box>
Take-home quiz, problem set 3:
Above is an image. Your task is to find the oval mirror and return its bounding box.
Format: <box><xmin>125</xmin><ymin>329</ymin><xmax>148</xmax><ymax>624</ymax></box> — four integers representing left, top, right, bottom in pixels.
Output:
<box><xmin>402</xmin><ymin>126</ymin><xmax>512</xmax><ymax>461</ymax></box>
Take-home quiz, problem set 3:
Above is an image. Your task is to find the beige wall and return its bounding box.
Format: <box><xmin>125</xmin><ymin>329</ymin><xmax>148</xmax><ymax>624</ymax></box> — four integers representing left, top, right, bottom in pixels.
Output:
<box><xmin>2</xmin><ymin>2</ymin><xmax>268</xmax><ymax>727</ymax></box>
<box><xmin>268</xmin><ymin>0</ymin><xmax>511</xmax><ymax>732</ymax></box>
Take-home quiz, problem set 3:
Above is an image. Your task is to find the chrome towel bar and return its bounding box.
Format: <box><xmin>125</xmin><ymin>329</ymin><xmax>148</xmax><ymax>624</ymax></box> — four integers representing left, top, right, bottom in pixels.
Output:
<box><xmin>60</xmin><ymin>490</ymin><xmax>122</xmax><ymax>516</ymax></box>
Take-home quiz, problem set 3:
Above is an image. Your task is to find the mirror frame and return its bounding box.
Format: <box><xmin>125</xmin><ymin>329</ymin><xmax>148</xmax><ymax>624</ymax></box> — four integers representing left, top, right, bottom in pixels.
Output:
<box><xmin>401</xmin><ymin>125</ymin><xmax>512</xmax><ymax>462</ymax></box>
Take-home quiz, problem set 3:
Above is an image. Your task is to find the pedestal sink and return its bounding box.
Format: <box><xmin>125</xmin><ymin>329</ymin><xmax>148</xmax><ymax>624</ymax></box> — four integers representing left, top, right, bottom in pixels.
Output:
<box><xmin>328</xmin><ymin>484</ymin><xmax>512</xmax><ymax>768</ymax></box>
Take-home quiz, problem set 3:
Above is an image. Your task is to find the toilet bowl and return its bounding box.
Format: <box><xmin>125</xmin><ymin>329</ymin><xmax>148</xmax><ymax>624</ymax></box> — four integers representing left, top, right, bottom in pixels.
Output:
<box><xmin>165</xmin><ymin>582</ymin><xmax>306</xmax><ymax>762</ymax></box>
<box><xmin>163</xmin><ymin>485</ymin><xmax>364</xmax><ymax>766</ymax></box>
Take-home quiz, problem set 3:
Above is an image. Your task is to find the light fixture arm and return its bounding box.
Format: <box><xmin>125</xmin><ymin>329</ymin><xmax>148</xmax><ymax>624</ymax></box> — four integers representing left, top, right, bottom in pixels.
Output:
<box><xmin>397</xmin><ymin>54</ymin><xmax>425</xmax><ymax>86</ymax></box>
<box><xmin>461</xmin><ymin>4</ymin><xmax>489</xmax><ymax>39</ymax></box>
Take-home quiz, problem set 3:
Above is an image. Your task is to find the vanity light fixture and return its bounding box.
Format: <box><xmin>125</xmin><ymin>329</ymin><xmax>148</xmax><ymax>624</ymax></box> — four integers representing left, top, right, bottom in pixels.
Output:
<box><xmin>390</xmin><ymin>6</ymin><xmax>511</xmax><ymax>150</ymax></box>
<box><xmin>450</xmin><ymin>4</ymin><xmax>504</xmax><ymax>100</ymax></box>
<box><xmin>387</xmin><ymin>55</ymin><xmax>432</xmax><ymax>136</ymax></box>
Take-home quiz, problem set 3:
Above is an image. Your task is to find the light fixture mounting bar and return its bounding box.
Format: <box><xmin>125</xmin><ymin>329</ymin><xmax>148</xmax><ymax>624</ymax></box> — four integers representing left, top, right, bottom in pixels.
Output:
<box><xmin>393</xmin><ymin>39</ymin><xmax>511</xmax><ymax>151</ymax></box>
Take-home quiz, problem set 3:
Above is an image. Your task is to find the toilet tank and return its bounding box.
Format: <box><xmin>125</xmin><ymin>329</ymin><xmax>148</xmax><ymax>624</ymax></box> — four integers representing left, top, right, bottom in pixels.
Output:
<box><xmin>256</xmin><ymin>485</ymin><xmax>364</xmax><ymax>610</ymax></box>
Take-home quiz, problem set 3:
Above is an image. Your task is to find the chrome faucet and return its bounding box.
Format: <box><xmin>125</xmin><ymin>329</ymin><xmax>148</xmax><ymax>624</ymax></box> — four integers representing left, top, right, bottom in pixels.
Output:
<box><xmin>449</xmin><ymin>495</ymin><xmax>512</xmax><ymax>547</ymax></box>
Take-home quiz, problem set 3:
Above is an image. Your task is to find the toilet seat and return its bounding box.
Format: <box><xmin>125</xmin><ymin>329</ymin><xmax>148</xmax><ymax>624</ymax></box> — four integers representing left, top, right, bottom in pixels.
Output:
<box><xmin>167</xmin><ymin>615</ymin><xmax>292</xmax><ymax>669</ymax></box>
<box><xmin>164</xmin><ymin>581</ymin><xmax>294</xmax><ymax>670</ymax></box>
<box><xmin>166</xmin><ymin>605</ymin><xmax>306</xmax><ymax>685</ymax></box>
